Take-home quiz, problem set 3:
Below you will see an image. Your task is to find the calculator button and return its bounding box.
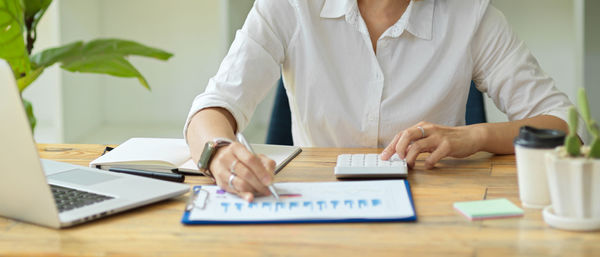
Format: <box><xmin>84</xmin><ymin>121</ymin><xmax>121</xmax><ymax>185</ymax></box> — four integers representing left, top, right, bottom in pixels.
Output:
<box><xmin>351</xmin><ymin>154</ymin><xmax>364</xmax><ymax>167</ymax></box>
<box><xmin>334</xmin><ymin>154</ymin><xmax>408</xmax><ymax>178</ymax></box>
<box><xmin>364</xmin><ymin>155</ymin><xmax>377</xmax><ymax>166</ymax></box>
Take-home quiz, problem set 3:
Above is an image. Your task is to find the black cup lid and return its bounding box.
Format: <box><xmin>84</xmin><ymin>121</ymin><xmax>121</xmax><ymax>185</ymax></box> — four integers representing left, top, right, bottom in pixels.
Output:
<box><xmin>513</xmin><ymin>126</ymin><xmax>565</xmax><ymax>149</ymax></box>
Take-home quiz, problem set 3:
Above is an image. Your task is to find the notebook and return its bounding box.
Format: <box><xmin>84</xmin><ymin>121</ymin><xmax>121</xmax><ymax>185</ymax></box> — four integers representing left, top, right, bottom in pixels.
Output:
<box><xmin>453</xmin><ymin>198</ymin><xmax>524</xmax><ymax>220</ymax></box>
<box><xmin>182</xmin><ymin>180</ymin><xmax>416</xmax><ymax>224</ymax></box>
<box><xmin>90</xmin><ymin>138</ymin><xmax>302</xmax><ymax>175</ymax></box>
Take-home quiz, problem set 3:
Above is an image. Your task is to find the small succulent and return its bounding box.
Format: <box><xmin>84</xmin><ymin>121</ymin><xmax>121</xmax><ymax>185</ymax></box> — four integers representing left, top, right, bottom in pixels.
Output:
<box><xmin>565</xmin><ymin>88</ymin><xmax>600</xmax><ymax>158</ymax></box>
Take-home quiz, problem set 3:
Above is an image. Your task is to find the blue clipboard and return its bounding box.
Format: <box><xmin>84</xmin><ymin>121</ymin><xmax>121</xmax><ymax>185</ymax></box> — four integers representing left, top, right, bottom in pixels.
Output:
<box><xmin>181</xmin><ymin>180</ymin><xmax>417</xmax><ymax>225</ymax></box>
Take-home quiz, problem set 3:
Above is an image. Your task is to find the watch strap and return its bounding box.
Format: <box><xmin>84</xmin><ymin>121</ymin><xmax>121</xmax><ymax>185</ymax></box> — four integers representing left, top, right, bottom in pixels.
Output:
<box><xmin>197</xmin><ymin>138</ymin><xmax>233</xmax><ymax>177</ymax></box>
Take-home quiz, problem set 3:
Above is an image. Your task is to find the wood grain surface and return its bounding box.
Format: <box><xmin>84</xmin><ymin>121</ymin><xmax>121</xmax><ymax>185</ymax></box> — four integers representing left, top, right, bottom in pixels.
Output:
<box><xmin>0</xmin><ymin>144</ymin><xmax>597</xmax><ymax>257</ymax></box>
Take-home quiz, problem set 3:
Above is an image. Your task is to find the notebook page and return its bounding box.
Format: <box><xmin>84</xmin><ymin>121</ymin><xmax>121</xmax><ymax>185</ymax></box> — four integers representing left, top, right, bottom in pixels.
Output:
<box><xmin>91</xmin><ymin>138</ymin><xmax>190</xmax><ymax>168</ymax></box>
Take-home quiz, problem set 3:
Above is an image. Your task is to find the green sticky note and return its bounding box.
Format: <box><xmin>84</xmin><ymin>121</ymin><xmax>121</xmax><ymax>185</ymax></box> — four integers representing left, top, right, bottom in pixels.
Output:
<box><xmin>453</xmin><ymin>198</ymin><xmax>524</xmax><ymax>220</ymax></box>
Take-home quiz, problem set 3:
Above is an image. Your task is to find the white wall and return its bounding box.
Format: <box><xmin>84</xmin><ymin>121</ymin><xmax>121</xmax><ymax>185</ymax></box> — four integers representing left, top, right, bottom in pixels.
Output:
<box><xmin>583</xmin><ymin>0</ymin><xmax>600</xmax><ymax>122</ymax></box>
<box><xmin>59</xmin><ymin>0</ymin><xmax>105</xmax><ymax>143</ymax></box>
<box><xmin>99</xmin><ymin>0</ymin><xmax>222</xmax><ymax>127</ymax></box>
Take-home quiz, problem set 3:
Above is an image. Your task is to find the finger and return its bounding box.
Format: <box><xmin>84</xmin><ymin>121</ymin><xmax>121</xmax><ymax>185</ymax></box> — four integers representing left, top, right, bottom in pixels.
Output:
<box><xmin>231</xmin><ymin>175</ymin><xmax>255</xmax><ymax>202</ymax></box>
<box><xmin>217</xmin><ymin>170</ymin><xmax>254</xmax><ymax>202</ymax></box>
<box><xmin>231</xmin><ymin>160</ymin><xmax>271</xmax><ymax>196</ymax></box>
<box><xmin>381</xmin><ymin>133</ymin><xmax>401</xmax><ymax>160</ymax></box>
<box><xmin>425</xmin><ymin>140</ymin><xmax>451</xmax><ymax>169</ymax></box>
<box><xmin>230</xmin><ymin>143</ymin><xmax>274</xmax><ymax>185</ymax></box>
<box><xmin>257</xmin><ymin>154</ymin><xmax>277</xmax><ymax>174</ymax></box>
<box><xmin>211</xmin><ymin>153</ymin><xmax>233</xmax><ymax>189</ymax></box>
<box><xmin>211</xmin><ymin>154</ymin><xmax>257</xmax><ymax>201</ymax></box>
<box><xmin>209</xmin><ymin>146</ymin><xmax>262</xmax><ymax>201</ymax></box>
<box><xmin>396</xmin><ymin>126</ymin><xmax>428</xmax><ymax>159</ymax></box>
<box><xmin>405</xmin><ymin>137</ymin><xmax>438</xmax><ymax>168</ymax></box>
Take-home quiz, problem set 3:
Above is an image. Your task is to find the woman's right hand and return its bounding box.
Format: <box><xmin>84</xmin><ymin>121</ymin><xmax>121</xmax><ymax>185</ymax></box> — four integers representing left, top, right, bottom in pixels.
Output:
<box><xmin>208</xmin><ymin>142</ymin><xmax>276</xmax><ymax>202</ymax></box>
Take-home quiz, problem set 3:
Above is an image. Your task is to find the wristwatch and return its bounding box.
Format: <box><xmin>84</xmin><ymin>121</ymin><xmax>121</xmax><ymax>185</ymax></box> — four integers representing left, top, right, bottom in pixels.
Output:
<box><xmin>197</xmin><ymin>138</ymin><xmax>233</xmax><ymax>178</ymax></box>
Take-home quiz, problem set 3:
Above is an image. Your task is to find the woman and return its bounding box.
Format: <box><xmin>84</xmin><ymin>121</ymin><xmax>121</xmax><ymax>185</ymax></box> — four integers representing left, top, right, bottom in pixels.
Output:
<box><xmin>185</xmin><ymin>0</ymin><xmax>573</xmax><ymax>201</ymax></box>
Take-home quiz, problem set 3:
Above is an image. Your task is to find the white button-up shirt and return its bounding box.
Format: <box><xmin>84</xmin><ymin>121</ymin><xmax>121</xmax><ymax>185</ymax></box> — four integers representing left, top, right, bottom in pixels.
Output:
<box><xmin>185</xmin><ymin>0</ymin><xmax>574</xmax><ymax>147</ymax></box>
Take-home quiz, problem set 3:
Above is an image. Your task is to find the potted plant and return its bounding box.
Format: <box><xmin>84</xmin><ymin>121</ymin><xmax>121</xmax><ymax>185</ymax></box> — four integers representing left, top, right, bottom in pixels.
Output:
<box><xmin>544</xmin><ymin>87</ymin><xmax>600</xmax><ymax>231</ymax></box>
<box><xmin>0</xmin><ymin>0</ymin><xmax>172</xmax><ymax>130</ymax></box>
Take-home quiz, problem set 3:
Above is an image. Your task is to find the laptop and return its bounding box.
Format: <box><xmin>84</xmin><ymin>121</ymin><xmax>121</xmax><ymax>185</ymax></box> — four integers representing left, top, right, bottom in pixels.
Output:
<box><xmin>0</xmin><ymin>60</ymin><xmax>189</xmax><ymax>228</ymax></box>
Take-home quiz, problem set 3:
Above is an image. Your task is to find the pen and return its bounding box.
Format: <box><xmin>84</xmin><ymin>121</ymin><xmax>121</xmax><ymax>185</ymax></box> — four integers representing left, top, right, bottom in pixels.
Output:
<box><xmin>236</xmin><ymin>132</ymin><xmax>280</xmax><ymax>201</ymax></box>
<box><xmin>108</xmin><ymin>167</ymin><xmax>185</xmax><ymax>183</ymax></box>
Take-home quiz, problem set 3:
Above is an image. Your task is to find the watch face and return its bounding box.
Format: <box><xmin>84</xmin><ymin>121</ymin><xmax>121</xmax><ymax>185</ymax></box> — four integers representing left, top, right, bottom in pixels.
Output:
<box><xmin>198</xmin><ymin>141</ymin><xmax>216</xmax><ymax>170</ymax></box>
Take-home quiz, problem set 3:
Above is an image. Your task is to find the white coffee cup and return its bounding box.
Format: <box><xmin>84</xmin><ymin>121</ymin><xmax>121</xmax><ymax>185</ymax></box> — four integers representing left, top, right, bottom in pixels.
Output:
<box><xmin>514</xmin><ymin>126</ymin><xmax>565</xmax><ymax>209</ymax></box>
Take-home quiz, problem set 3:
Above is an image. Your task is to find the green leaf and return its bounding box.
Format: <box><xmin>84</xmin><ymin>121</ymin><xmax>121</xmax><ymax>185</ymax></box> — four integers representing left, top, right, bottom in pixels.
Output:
<box><xmin>61</xmin><ymin>54</ymin><xmax>150</xmax><ymax>90</ymax></box>
<box><xmin>568</xmin><ymin>106</ymin><xmax>579</xmax><ymax>135</ymax></box>
<box><xmin>22</xmin><ymin>97</ymin><xmax>37</xmax><ymax>131</ymax></box>
<box><xmin>30</xmin><ymin>41</ymin><xmax>83</xmax><ymax>67</ymax></box>
<box><xmin>565</xmin><ymin>106</ymin><xmax>581</xmax><ymax>157</ymax></box>
<box><xmin>30</xmin><ymin>39</ymin><xmax>172</xmax><ymax>90</ymax></box>
<box><xmin>566</xmin><ymin>136</ymin><xmax>581</xmax><ymax>157</ymax></box>
<box><xmin>590</xmin><ymin>120</ymin><xmax>599</xmax><ymax>138</ymax></box>
<box><xmin>23</xmin><ymin>0</ymin><xmax>51</xmax><ymax>31</ymax></box>
<box><xmin>0</xmin><ymin>0</ymin><xmax>31</xmax><ymax>77</ymax></box>
<box><xmin>577</xmin><ymin>87</ymin><xmax>591</xmax><ymax>123</ymax></box>
<box><xmin>81</xmin><ymin>39</ymin><xmax>173</xmax><ymax>60</ymax></box>
<box><xmin>23</xmin><ymin>0</ymin><xmax>51</xmax><ymax>22</ymax></box>
<box><xmin>590</xmin><ymin>137</ymin><xmax>600</xmax><ymax>159</ymax></box>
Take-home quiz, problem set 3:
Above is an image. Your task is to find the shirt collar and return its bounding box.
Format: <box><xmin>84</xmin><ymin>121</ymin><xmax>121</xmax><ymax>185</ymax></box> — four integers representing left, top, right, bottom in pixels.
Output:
<box><xmin>319</xmin><ymin>0</ymin><xmax>352</xmax><ymax>18</ymax></box>
<box><xmin>319</xmin><ymin>0</ymin><xmax>434</xmax><ymax>40</ymax></box>
<box><xmin>406</xmin><ymin>0</ymin><xmax>434</xmax><ymax>40</ymax></box>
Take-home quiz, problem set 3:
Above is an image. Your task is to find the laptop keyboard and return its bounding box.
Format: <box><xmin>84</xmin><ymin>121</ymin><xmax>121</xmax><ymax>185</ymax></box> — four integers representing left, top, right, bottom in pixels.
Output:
<box><xmin>50</xmin><ymin>185</ymin><xmax>114</xmax><ymax>213</ymax></box>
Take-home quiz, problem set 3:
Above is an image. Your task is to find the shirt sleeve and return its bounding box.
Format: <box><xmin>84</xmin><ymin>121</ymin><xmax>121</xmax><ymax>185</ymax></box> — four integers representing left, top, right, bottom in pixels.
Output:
<box><xmin>183</xmin><ymin>0</ymin><xmax>298</xmax><ymax>139</ymax></box>
<box><xmin>470</xmin><ymin>4</ymin><xmax>587</xmax><ymax>141</ymax></box>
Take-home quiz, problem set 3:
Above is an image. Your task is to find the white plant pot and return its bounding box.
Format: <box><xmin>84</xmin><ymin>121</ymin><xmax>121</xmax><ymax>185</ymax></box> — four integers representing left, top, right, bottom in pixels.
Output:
<box><xmin>544</xmin><ymin>147</ymin><xmax>600</xmax><ymax>230</ymax></box>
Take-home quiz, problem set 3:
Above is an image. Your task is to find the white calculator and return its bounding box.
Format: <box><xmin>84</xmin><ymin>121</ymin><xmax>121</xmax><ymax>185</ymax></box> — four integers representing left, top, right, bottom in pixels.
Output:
<box><xmin>334</xmin><ymin>153</ymin><xmax>408</xmax><ymax>178</ymax></box>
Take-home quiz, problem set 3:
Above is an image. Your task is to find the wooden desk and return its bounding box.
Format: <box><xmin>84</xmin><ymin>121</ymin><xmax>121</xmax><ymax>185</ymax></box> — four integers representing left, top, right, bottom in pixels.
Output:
<box><xmin>0</xmin><ymin>144</ymin><xmax>598</xmax><ymax>257</ymax></box>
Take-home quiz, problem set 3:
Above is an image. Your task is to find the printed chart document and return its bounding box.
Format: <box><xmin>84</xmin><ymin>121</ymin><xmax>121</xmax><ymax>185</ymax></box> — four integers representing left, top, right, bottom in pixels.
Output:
<box><xmin>182</xmin><ymin>180</ymin><xmax>416</xmax><ymax>224</ymax></box>
<box><xmin>90</xmin><ymin>138</ymin><xmax>301</xmax><ymax>175</ymax></box>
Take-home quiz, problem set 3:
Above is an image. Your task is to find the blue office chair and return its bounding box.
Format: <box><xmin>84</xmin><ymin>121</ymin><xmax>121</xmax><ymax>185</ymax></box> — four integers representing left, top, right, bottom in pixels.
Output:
<box><xmin>266</xmin><ymin>79</ymin><xmax>294</xmax><ymax>145</ymax></box>
<box><xmin>266</xmin><ymin>80</ymin><xmax>486</xmax><ymax>145</ymax></box>
<box><xmin>465</xmin><ymin>81</ymin><xmax>487</xmax><ymax>125</ymax></box>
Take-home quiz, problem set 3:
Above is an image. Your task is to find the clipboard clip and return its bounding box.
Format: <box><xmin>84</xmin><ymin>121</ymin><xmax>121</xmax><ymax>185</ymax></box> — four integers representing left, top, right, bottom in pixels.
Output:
<box><xmin>185</xmin><ymin>187</ymin><xmax>209</xmax><ymax>211</ymax></box>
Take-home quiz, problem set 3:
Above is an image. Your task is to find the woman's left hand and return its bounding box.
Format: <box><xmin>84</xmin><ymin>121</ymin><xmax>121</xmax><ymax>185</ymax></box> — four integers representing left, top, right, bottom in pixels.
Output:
<box><xmin>380</xmin><ymin>121</ymin><xmax>486</xmax><ymax>169</ymax></box>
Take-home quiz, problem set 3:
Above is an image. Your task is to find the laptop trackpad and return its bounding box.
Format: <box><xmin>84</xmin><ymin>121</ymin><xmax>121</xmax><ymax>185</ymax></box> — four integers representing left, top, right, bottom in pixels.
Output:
<box><xmin>48</xmin><ymin>169</ymin><xmax>120</xmax><ymax>186</ymax></box>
